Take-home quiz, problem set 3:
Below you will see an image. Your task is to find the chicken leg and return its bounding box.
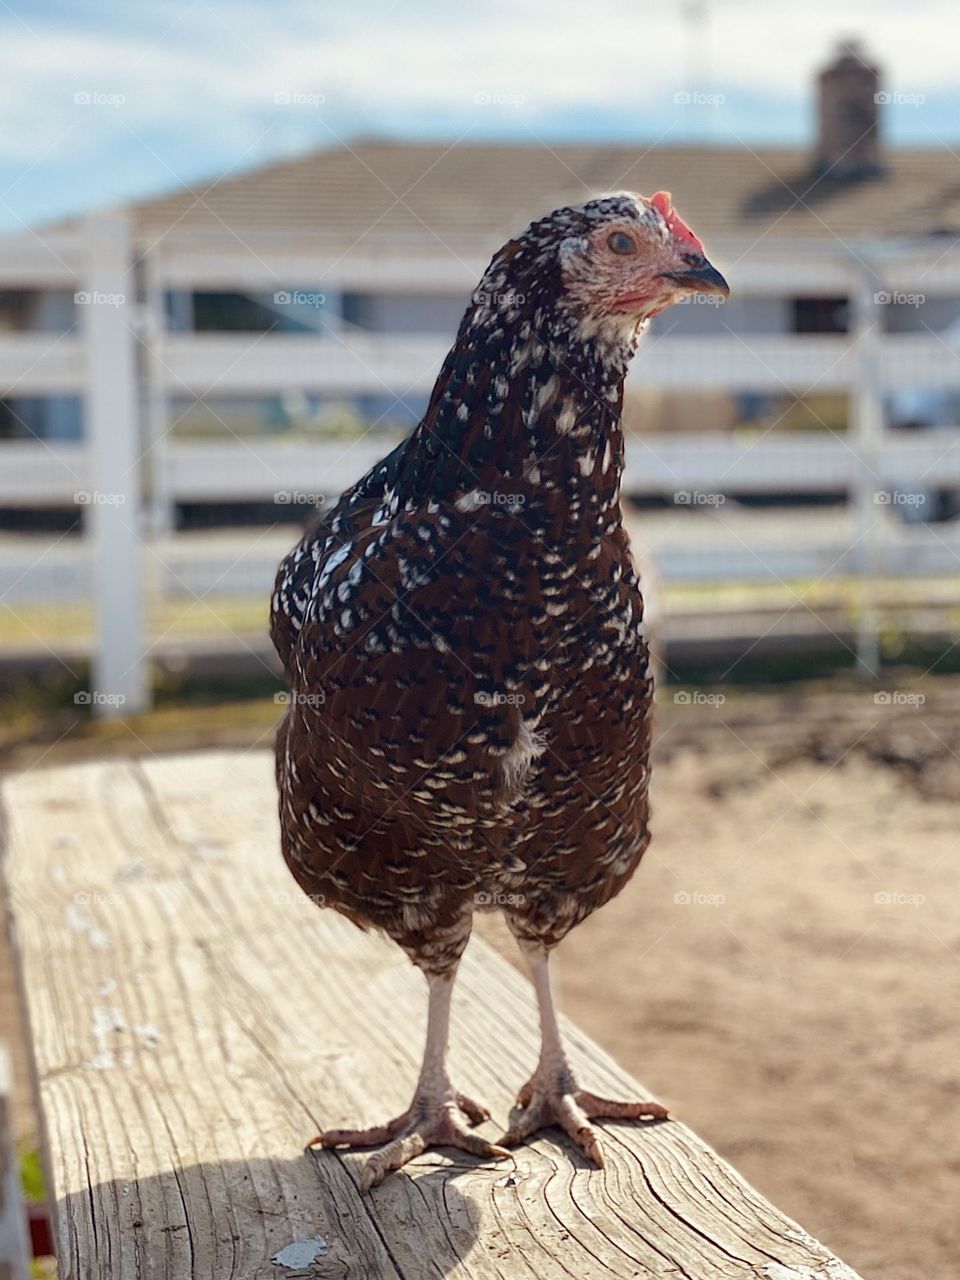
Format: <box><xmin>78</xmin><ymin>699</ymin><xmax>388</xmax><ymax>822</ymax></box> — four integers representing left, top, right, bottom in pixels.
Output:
<box><xmin>500</xmin><ymin>946</ymin><xmax>667</xmax><ymax>1163</ymax></box>
<box><xmin>309</xmin><ymin>968</ymin><xmax>510</xmax><ymax>1191</ymax></box>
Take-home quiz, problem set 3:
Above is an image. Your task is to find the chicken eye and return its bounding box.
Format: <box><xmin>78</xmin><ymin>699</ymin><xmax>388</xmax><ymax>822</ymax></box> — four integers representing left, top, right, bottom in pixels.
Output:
<box><xmin>607</xmin><ymin>230</ymin><xmax>637</xmax><ymax>256</ymax></box>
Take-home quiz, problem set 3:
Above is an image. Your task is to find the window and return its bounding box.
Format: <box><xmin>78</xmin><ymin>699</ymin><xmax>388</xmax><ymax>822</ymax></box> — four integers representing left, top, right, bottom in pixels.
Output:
<box><xmin>883</xmin><ymin>296</ymin><xmax>960</xmax><ymax>335</ymax></box>
<box><xmin>651</xmin><ymin>296</ymin><xmax>787</xmax><ymax>336</ymax></box>
<box><xmin>342</xmin><ymin>291</ymin><xmax>468</xmax><ymax>335</ymax></box>
<box><xmin>165</xmin><ymin>289</ymin><xmax>334</xmax><ymax>334</ymax></box>
<box><xmin>0</xmin><ymin>396</ymin><xmax>82</xmax><ymax>440</ymax></box>
<box><xmin>0</xmin><ymin>290</ymin><xmax>76</xmax><ymax>333</ymax></box>
<box><xmin>886</xmin><ymin>389</ymin><xmax>960</xmax><ymax>431</ymax></box>
<box><xmin>791</xmin><ymin>297</ymin><xmax>848</xmax><ymax>334</ymax></box>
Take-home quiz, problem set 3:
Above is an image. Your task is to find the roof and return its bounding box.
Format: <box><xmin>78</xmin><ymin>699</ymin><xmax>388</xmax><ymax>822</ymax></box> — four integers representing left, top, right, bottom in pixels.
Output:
<box><xmin>118</xmin><ymin>139</ymin><xmax>960</xmax><ymax>249</ymax></box>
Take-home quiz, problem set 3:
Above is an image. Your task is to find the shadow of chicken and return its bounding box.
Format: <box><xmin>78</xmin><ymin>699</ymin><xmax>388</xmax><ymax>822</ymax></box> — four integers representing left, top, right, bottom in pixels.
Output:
<box><xmin>271</xmin><ymin>191</ymin><xmax>728</xmax><ymax>1190</ymax></box>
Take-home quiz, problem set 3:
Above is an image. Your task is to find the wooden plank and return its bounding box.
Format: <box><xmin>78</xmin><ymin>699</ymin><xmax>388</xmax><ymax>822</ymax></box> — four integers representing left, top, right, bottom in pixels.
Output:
<box><xmin>1</xmin><ymin>752</ymin><xmax>863</xmax><ymax>1280</ymax></box>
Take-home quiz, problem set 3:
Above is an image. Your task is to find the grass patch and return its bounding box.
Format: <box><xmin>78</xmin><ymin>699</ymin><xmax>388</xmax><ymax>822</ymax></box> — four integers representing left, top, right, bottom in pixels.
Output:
<box><xmin>19</xmin><ymin>1143</ymin><xmax>45</xmax><ymax>1203</ymax></box>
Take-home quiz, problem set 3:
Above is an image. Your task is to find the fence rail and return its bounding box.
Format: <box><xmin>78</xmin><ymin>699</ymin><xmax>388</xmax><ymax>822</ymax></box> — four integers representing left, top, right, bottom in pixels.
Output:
<box><xmin>2</xmin><ymin>516</ymin><xmax>958</xmax><ymax>599</ymax></box>
<box><xmin>3</xmin><ymin>430</ymin><xmax>960</xmax><ymax>508</ymax></box>
<box><xmin>4</xmin><ymin>331</ymin><xmax>960</xmax><ymax>400</ymax></box>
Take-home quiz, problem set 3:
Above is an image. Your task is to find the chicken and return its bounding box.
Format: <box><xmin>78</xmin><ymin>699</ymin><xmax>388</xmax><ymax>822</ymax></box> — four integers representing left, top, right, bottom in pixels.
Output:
<box><xmin>271</xmin><ymin>191</ymin><xmax>728</xmax><ymax>1191</ymax></box>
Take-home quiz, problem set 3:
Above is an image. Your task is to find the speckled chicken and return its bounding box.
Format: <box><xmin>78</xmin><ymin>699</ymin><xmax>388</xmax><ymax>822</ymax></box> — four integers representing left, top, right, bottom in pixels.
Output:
<box><xmin>271</xmin><ymin>191</ymin><xmax>728</xmax><ymax>1190</ymax></box>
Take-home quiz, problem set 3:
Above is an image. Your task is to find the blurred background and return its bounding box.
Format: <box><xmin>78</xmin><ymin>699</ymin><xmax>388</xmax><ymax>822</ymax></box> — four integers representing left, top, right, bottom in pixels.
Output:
<box><xmin>1</xmin><ymin>3</ymin><xmax>958</xmax><ymax>1278</ymax></box>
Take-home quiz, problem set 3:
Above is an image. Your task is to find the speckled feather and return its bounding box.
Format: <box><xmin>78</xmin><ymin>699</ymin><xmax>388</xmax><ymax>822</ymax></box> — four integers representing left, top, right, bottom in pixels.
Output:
<box><xmin>272</xmin><ymin>195</ymin><xmax>669</xmax><ymax>974</ymax></box>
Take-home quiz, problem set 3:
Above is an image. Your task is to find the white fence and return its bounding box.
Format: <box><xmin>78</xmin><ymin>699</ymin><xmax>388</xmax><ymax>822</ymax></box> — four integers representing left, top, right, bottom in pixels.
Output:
<box><xmin>2</xmin><ymin>214</ymin><xmax>960</xmax><ymax>712</ymax></box>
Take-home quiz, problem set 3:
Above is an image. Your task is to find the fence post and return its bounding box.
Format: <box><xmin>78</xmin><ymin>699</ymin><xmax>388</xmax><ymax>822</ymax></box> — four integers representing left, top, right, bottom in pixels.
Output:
<box><xmin>849</xmin><ymin>252</ymin><xmax>884</xmax><ymax>679</ymax></box>
<box><xmin>142</xmin><ymin>250</ymin><xmax>175</xmax><ymax>539</ymax></box>
<box><xmin>83</xmin><ymin>210</ymin><xmax>150</xmax><ymax>716</ymax></box>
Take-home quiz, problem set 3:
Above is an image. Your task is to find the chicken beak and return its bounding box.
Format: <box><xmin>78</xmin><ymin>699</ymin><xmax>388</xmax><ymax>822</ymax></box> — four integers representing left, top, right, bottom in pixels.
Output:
<box><xmin>663</xmin><ymin>257</ymin><xmax>730</xmax><ymax>299</ymax></box>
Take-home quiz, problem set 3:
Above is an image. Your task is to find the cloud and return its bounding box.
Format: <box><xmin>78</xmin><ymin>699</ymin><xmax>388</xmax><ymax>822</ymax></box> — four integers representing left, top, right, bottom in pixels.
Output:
<box><xmin>0</xmin><ymin>0</ymin><xmax>958</xmax><ymax>228</ymax></box>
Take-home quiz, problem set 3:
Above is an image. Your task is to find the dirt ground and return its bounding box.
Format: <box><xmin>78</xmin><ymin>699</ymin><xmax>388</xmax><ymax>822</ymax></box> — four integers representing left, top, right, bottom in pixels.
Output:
<box><xmin>480</xmin><ymin>679</ymin><xmax>960</xmax><ymax>1280</ymax></box>
<box><xmin>3</xmin><ymin>677</ymin><xmax>959</xmax><ymax>1278</ymax></box>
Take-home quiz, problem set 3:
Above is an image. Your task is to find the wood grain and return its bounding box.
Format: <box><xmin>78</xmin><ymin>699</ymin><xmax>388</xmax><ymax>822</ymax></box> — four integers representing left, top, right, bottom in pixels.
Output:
<box><xmin>1</xmin><ymin>751</ymin><xmax>863</xmax><ymax>1279</ymax></box>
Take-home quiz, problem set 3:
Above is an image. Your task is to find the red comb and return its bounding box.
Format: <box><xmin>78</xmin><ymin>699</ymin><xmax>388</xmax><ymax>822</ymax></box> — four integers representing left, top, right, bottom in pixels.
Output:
<box><xmin>650</xmin><ymin>190</ymin><xmax>703</xmax><ymax>254</ymax></box>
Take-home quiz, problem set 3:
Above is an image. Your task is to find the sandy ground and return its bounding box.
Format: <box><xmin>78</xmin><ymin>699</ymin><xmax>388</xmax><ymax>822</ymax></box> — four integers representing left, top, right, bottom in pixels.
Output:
<box><xmin>2</xmin><ymin>679</ymin><xmax>959</xmax><ymax>1277</ymax></box>
<box><xmin>480</xmin><ymin>681</ymin><xmax>960</xmax><ymax>1280</ymax></box>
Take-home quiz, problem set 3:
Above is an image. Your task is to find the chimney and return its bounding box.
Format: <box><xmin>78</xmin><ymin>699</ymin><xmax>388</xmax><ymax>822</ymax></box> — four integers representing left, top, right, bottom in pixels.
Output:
<box><xmin>814</xmin><ymin>41</ymin><xmax>882</xmax><ymax>180</ymax></box>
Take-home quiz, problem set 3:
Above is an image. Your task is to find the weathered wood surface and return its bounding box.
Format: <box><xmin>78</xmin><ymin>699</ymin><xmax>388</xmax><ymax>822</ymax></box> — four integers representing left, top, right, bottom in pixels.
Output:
<box><xmin>1</xmin><ymin>751</ymin><xmax>862</xmax><ymax>1280</ymax></box>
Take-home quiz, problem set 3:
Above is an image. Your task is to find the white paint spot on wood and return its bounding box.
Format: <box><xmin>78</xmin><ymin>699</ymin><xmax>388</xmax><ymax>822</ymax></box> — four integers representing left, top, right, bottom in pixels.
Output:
<box><xmin>134</xmin><ymin>1023</ymin><xmax>161</xmax><ymax>1049</ymax></box>
<box><xmin>64</xmin><ymin>904</ymin><xmax>90</xmax><ymax>933</ymax></box>
<box><xmin>271</xmin><ymin>1236</ymin><xmax>328</xmax><ymax>1269</ymax></box>
<box><xmin>64</xmin><ymin>904</ymin><xmax>111</xmax><ymax>951</ymax></box>
<box><xmin>118</xmin><ymin>860</ymin><xmax>154</xmax><ymax>881</ymax></box>
<box><xmin>84</xmin><ymin>1006</ymin><xmax>126</xmax><ymax>1070</ymax></box>
<box><xmin>189</xmin><ymin>840</ymin><xmax>225</xmax><ymax>862</ymax></box>
<box><xmin>82</xmin><ymin>1052</ymin><xmax>116</xmax><ymax>1072</ymax></box>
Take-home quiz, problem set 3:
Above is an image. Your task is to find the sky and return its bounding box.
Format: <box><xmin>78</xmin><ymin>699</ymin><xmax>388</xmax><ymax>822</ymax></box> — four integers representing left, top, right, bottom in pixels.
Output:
<box><xmin>1</xmin><ymin>0</ymin><xmax>958</xmax><ymax>232</ymax></box>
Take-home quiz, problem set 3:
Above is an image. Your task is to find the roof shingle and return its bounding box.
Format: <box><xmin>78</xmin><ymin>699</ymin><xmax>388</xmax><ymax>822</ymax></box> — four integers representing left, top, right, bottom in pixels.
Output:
<box><xmin>125</xmin><ymin>140</ymin><xmax>960</xmax><ymax>248</ymax></box>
